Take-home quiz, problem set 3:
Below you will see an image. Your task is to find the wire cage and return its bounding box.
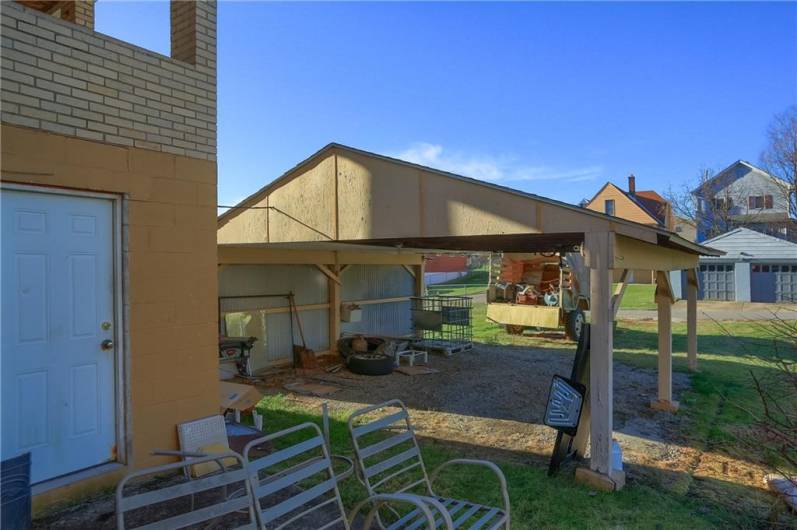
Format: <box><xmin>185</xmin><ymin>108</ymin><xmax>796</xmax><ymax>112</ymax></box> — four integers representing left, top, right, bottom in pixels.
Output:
<box><xmin>410</xmin><ymin>295</ymin><xmax>473</xmax><ymax>356</ymax></box>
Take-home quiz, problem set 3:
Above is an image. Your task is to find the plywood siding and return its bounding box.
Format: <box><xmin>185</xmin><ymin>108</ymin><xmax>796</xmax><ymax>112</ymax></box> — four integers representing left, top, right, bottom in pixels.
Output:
<box><xmin>586</xmin><ymin>184</ymin><xmax>658</xmax><ymax>225</ymax></box>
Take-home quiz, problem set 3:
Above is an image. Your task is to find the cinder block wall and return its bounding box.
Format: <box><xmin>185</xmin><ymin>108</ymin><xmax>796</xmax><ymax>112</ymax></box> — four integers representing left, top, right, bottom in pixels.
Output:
<box><xmin>1</xmin><ymin>0</ymin><xmax>219</xmax><ymax>506</ymax></box>
<box><xmin>1</xmin><ymin>0</ymin><xmax>216</xmax><ymax>160</ymax></box>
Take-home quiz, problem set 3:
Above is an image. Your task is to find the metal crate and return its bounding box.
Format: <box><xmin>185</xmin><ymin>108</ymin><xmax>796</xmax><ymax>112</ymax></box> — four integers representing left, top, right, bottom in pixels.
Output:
<box><xmin>410</xmin><ymin>295</ymin><xmax>473</xmax><ymax>356</ymax></box>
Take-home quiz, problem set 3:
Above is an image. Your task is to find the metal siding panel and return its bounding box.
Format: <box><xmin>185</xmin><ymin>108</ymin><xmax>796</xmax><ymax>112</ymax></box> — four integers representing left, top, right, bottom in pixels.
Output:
<box><xmin>341</xmin><ymin>265</ymin><xmax>414</xmax><ymax>301</ymax></box>
<box><xmin>341</xmin><ymin>301</ymin><xmax>412</xmax><ymax>337</ymax></box>
<box><xmin>260</xmin><ymin>309</ymin><xmax>330</xmax><ymax>367</ymax></box>
<box><xmin>219</xmin><ymin>265</ymin><xmax>327</xmax><ymax>310</ymax></box>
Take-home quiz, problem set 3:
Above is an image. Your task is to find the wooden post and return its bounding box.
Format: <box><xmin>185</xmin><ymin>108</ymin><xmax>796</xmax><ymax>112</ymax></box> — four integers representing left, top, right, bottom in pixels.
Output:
<box><xmin>652</xmin><ymin>271</ymin><xmax>678</xmax><ymax>412</ymax></box>
<box><xmin>414</xmin><ymin>261</ymin><xmax>425</xmax><ymax>297</ymax></box>
<box><xmin>581</xmin><ymin>231</ymin><xmax>617</xmax><ymax>487</ymax></box>
<box><xmin>686</xmin><ymin>268</ymin><xmax>698</xmax><ymax>372</ymax></box>
<box><xmin>328</xmin><ymin>264</ymin><xmax>341</xmax><ymax>354</ymax></box>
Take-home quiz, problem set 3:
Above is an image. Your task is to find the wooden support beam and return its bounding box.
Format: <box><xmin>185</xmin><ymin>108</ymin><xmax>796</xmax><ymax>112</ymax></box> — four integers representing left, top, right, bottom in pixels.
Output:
<box><xmin>610</xmin><ymin>269</ymin><xmax>629</xmax><ymax>320</ymax></box>
<box><xmin>583</xmin><ymin>231</ymin><xmax>617</xmax><ymax>484</ymax></box>
<box><xmin>686</xmin><ymin>268</ymin><xmax>699</xmax><ymax>372</ymax></box>
<box><xmin>315</xmin><ymin>264</ymin><xmax>342</xmax><ymax>286</ymax></box>
<box><xmin>402</xmin><ymin>264</ymin><xmax>416</xmax><ymax>278</ymax></box>
<box><xmin>414</xmin><ymin>262</ymin><xmax>425</xmax><ymax>297</ymax></box>
<box><xmin>652</xmin><ymin>271</ymin><xmax>679</xmax><ymax>412</ymax></box>
<box><xmin>347</xmin><ymin>296</ymin><xmax>411</xmax><ymax>306</ymax></box>
<box><xmin>328</xmin><ymin>264</ymin><xmax>341</xmax><ymax>353</ymax></box>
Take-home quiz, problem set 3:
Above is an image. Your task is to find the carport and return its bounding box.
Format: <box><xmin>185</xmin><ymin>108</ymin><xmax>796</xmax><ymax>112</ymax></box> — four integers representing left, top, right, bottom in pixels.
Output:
<box><xmin>217</xmin><ymin>143</ymin><xmax>721</xmax><ymax>490</ymax></box>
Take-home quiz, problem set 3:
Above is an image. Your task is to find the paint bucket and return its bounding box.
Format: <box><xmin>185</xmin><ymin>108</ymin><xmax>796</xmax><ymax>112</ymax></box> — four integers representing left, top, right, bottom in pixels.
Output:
<box><xmin>612</xmin><ymin>439</ymin><xmax>623</xmax><ymax>471</ymax></box>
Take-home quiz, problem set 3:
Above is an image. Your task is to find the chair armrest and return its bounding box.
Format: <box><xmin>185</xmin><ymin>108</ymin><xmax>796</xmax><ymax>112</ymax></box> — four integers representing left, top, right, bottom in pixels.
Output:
<box><xmin>349</xmin><ymin>493</ymin><xmax>436</xmax><ymax>530</ymax></box>
<box><xmin>151</xmin><ymin>449</ymin><xmax>207</xmax><ymax>458</ymax></box>
<box><xmin>430</xmin><ymin>459</ymin><xmax>510</xmax><ymax>528</ymax></box>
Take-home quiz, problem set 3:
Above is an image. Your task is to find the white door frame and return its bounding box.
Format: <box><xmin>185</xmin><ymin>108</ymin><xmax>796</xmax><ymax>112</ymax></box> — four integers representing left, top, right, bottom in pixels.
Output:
<box><xmin>0</xmin><ymin>182</ymin><xmax>129</xmax><ymax>476</ymax></box>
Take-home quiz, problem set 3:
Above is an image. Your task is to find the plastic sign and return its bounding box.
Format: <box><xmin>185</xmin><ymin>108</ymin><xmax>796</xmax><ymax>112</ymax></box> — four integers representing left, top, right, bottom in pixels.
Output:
<box><xmin>544</xmin><ymin>375</ymin><xmax>586</xmax><ymax>436</ymax></box>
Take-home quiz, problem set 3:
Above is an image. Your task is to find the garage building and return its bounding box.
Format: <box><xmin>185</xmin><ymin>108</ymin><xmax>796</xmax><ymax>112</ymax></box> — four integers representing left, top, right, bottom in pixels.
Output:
<box><xmin>695</xmin><ymin>227</ymin><xmax>797</xmax><ymax>303</ymax></box>
<box><xmin>218</xmin><ymin>142</ymin><xmax>719</xmax><ymax>490</ymax></box>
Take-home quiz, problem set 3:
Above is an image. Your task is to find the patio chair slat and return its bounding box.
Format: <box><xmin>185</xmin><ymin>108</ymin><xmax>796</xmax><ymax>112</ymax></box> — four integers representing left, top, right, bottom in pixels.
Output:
<box><xmin>396</xmin><ymin>478</ymin><xmax>427</xmax><ymax>493</ymax></box>
<box><xmin>386</xmin><ymin>508</ymin><xmax>422</xmax><ymax>530</ymax></box>
<box><xmin>371</xmin><ymin>461</ymin><xmax>421</xmax><ymax>489</ymax></box>
<box><xmin>133</xmin><ymin>494</ymin><xmax>253</xmax><ymax>530</ymax></box>
<box><xmin>352</xmin><ymin>410</ymin><xmax>408</xmax><ymax>438</ymax></box>
<box><xmin>259</xmin><ymin>477</ymin><xmax>337</xmax><ymax>523</ymax></box>
<box><xmin>120</xmin><ymin>466</ymin><xmax>249</xmax><ymax>512</ymax></box>
<box><xmin>469</xmin><ymin>507</ymin><xmax>500</xmax><ymax>530</ymax></box>
<box><xmin>248</xmin><ymin>435</ymin><xmax>324</xmax><ymax>472</ymax></box>
<box><xmin>446</xmin><ymin>500</ymin><xmax>468</xmax><ymax>518</ymax></box>
<box><xmin>452</xmin><ymin>503</ymin><xmax>482</xmax><ymax>528</ymax></box>
<box><xmin>359</xmin><ymin>431</ymin><xmax>414</xmax><ymax>459</ymax></box>
<box><xmin>254</xmin><ymin>458</ymin><xmax>329</xmax><ymax>499</ymax></box>
<box><xmin>273</xmin><ymin>497</ymin><xmax>337</xmax><ymax>530</ymax></box>
<box><xmin>404</xmin><ymin>498</ymin><xmax>456</xmax><ymax>530</ymax></box>
<box><xmin>316</xmin><ymin>516</ymin><xmax>346</xmax><ymax>530</ymax></box>
<box><xmin>365</xmin><ymin>446</ymin><xmax>420</xmax><ymax>479</ymax></box>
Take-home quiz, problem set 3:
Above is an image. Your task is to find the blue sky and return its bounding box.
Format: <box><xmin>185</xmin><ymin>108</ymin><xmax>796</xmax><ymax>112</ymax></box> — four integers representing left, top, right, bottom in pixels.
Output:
<box><xmin>96</xmin><ymin>1</ymin><xmax>797</xmax><ymax>207</ymax></box>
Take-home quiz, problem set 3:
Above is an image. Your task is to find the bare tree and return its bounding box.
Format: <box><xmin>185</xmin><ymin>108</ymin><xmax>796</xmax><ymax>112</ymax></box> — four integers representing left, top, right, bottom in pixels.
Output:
<box><xmin>721</xmin><ymin>312</ymin><xmax>797</xmax><ymax>492</ymax></box>
<box><xmin>665</xmin><ymin>166</ymin><xmax>748</xmax><ymax>240</ymax></box>
<box><xmin>760</xmin><ymin>105</ymin><xmax>797</xmax><ymax>230</ymax></box>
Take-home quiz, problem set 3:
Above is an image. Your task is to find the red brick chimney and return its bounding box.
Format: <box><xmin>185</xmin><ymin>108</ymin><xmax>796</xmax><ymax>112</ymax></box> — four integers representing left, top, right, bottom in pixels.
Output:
<box><xmin>628</xmin><ymin>174</ymin><xmax>636</xmax><ymax>195</ymax></box>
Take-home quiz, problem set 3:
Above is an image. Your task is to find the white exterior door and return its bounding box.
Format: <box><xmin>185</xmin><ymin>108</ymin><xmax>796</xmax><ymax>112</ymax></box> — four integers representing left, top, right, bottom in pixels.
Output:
<box><xmin>1</xmin><ymin>188</ymin><xmax>117</xmax><ymax>484</ymax></box>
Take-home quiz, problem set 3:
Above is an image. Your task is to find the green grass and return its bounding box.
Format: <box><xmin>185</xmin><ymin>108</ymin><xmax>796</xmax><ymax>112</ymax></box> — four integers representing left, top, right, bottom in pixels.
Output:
<box><xmin>255</xmin><ymin>304</ymin><xmax>796</xmax><ymax>528</ymax></box>
<box><xmin>615</xmin><ymin>283</ymin><xmax>657</xmax><ymax>310</ymax></box>
<box><xmin>427</xmin><ymin>267</ymin><xmax>489</xmax><ymax>296</ymax></box>
<box><xmin>256</xmin><ymin>394</ymin><xmax>721</xmax><ymax>529</ymax></box>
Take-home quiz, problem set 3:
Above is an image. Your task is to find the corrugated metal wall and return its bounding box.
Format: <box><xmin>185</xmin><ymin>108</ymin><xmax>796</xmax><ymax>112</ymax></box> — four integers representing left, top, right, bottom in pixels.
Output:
<box><xmin>341</xmin><ymin>265</ymin><xmax>414</xmax><ymax>301</ymax></box>
<box><xmin>341</xmin><ymin>300</ymin><xmax>413</xmax><ymax>337</ymax></box>
<box><xmin>218</xmin><ymin>264</ymin><xmax>415</xmax><ymax>370</ymax></box>
<box><xmin>218</xmin><ymin>265</ymin><xmax>328</xmax><ymax>371</ymax></box>
<box><xmin>341</xmin><ymin>265</ymin><xmax>414</xmax><ymax>337</ymax></box>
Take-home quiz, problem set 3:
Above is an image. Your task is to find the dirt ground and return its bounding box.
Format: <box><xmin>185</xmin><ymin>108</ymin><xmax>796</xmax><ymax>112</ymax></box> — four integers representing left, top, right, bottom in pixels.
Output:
<box><xmin>273</xmin><ymin>343</ymin><xmax>696</xmax><ymax>490</ymax></box>
<box><xmin>36</xmin><ymin>341</ymin><xmax>780</xmax><ymax>528</ymax></box>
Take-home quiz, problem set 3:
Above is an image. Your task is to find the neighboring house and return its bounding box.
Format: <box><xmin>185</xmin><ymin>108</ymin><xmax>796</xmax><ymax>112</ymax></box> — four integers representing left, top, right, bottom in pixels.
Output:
<box><xmin>1</xmin><ymin>0</ymin><xmax>218</xmax><ymax>508</ymax></box>
<box><xmin>692</xmin><ymin>160</ymin><xmax>793</xmax><ymax>242</ymax></box>
<box><xmin>585</xmin><ymin>174</ymin><xmax>675</xmax><ymax>282</ymax></box>
<box><xmin>425</xmin><ymin>255</ymin><xmax>468</xmax><ymax>285</ymax></box>
<box><xmin>585</xmin><ymin>174</ymin><xmax>675</xmax><ymax>230</ymax></box>
<box><xmin>673</xmin><ymin>216</ymin><xmax>697</xmax><ymax>242</ymax></box>
<box><xmin>677</xmin><ymin>228</ymin><xmax>797</xmax><ymax>303</ymax></box>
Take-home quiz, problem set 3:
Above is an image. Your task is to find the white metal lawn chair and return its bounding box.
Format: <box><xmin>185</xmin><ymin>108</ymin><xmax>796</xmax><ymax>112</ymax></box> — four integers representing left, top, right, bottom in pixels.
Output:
<box><xmin>347</xmin><ymin>400</ymin><xmax>511</xmax><ymax>530</ymax></box>
<box><xmin>115</xmin><ymin>451</ymin><xmax>258</xmax><ymax>529</ymax></box>
<box><xmin>243</xmin><ymin>422</ymin><xmax>438</xmax><ymax>529</ymax></box>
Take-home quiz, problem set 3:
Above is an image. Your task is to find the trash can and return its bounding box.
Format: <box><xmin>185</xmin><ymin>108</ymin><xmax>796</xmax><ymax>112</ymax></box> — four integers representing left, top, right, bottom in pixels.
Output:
<box><xmin>1</xmin><ymin>452</ymin><xmax>32</xmax><ymax>530</ymax></box>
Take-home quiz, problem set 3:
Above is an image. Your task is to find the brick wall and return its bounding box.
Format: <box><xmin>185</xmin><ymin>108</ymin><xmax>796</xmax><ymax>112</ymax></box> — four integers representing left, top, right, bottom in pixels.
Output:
<box><xmin>1</xmin><ymin>0</ymin><xmax>216</xmax><ymax>160</ymax></box>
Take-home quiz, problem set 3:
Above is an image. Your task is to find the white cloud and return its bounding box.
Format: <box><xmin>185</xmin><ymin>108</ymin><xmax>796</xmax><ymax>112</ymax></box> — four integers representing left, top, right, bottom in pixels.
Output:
<box><xmin>391</xmin><ymin>142</ymin><xmax>603</xmax><ymax>184</ymax></box>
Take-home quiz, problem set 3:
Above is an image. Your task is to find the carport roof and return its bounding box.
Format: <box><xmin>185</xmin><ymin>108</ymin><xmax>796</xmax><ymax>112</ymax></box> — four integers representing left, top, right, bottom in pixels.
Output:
<box><xmin>219</xmin><ymin>143</ymin><xmax>721</xmax><ymax>259</ymax></box>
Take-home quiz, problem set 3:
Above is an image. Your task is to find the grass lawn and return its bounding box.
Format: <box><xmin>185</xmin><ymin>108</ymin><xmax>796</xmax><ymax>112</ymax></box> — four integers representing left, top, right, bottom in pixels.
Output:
<box><xmin>615</xmin><ymin>283</ymin><xmax>657</xmax><ymax>310</ymax></box>
<box><xmin>426</xmin><ymin>267</ymin><xmax>488</xmax><ymax>296</ymax></box>
<box><xmin>256</xmin><ymin>303</ymin><xmax>796</xmax><ymax>528</ymax></box>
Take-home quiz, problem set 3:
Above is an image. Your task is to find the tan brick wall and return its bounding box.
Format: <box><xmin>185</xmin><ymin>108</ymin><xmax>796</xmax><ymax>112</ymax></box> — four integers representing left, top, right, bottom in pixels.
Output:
<box><xmin>1</xmin><ymin>122</ymin><xmax>219</xmax><ymax>476</ymax></box>
<box><xmin>1</xmin><ymin>0</ymin><xmax>216</xmax><ymax>160</ymax></box>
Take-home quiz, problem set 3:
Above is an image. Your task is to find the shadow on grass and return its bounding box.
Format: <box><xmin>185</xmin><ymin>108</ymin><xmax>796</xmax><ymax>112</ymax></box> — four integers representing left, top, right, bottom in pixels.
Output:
<box><xmin>255</xmin><ymin>400</ymin><xmax>793</xmax><ymax>530</ymax></box>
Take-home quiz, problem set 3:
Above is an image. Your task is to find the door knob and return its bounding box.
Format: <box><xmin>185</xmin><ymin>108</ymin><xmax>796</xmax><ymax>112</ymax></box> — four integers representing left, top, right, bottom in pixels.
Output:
<box><xmin>101</xmin><ymin>339</ymin><xmax>114</xmax><ymax>351</ymax></box>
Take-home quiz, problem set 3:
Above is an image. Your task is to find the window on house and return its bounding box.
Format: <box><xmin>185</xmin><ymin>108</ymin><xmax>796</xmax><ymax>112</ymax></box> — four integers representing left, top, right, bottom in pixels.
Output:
<box><xmin>712</xmin><ymin>197</ymin><xmax>732</xmax><ymax>210</ymax></box>
<box><xmin>604</xmin><ymin>199</ymin><xmax>615</xmax><ymax>216</ymax></box>
<box><xmin>749</xmin><ymin>195</ymin><xmax>774</xmax><ymax>210</ymax></box>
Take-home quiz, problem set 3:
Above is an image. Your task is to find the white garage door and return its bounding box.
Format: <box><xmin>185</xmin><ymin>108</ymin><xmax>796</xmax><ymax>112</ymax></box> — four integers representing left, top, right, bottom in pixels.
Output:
<box><xmin>699</xmin><ymin>263</ymin><xmax>735</xmax><ymax>301</ymax></box>
<box><xmin>1</xmin><ymin>188</ymin><xmax>117</xmax><ymax>484</ymax></box>
<box><xmin>775</xmin><ymin>265</ymin><xmax>797</xmax><ymax>303</ymax></box>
